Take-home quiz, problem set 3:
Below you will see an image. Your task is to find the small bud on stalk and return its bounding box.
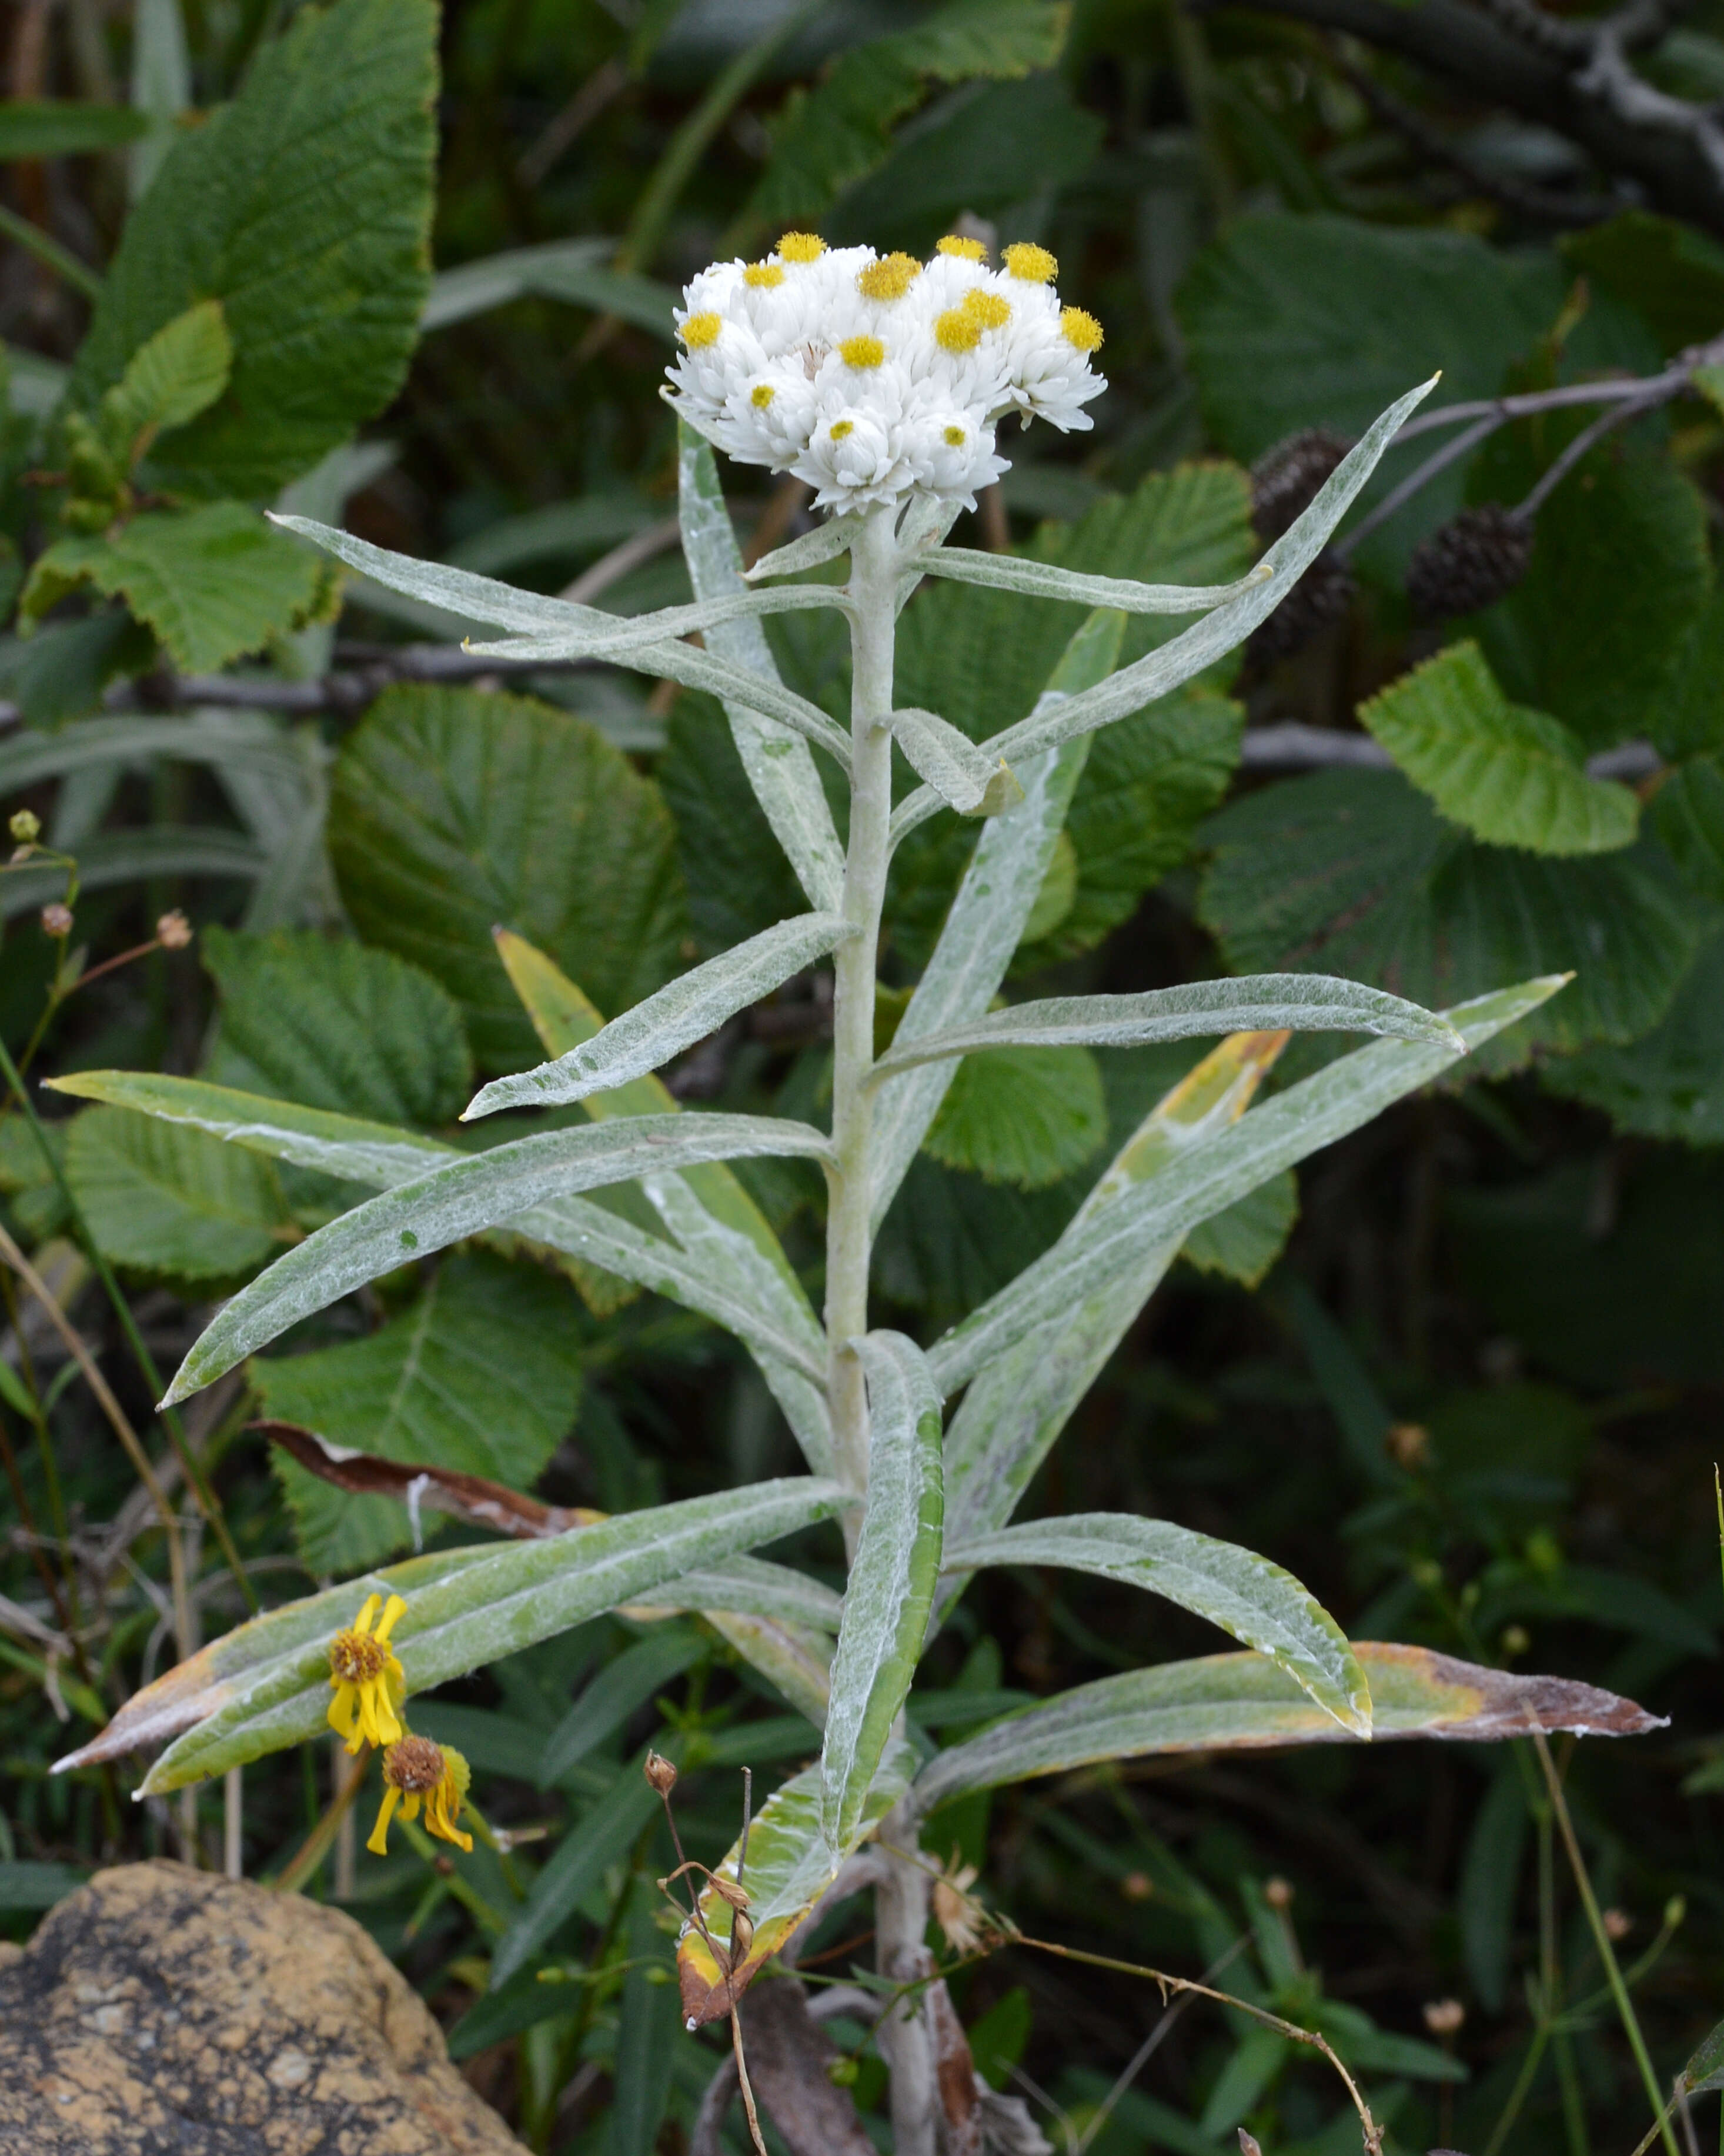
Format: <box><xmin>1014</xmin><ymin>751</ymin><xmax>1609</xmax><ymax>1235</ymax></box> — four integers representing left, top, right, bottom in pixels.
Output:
<box><xmin>9</xmin><ymin>809</ymin><xmax>41</xmax><ymax>845</ymax></box>
<box><xmin>644</xmin><ymin>1750</ymin><xmax>679</xmax><ymax>1798</ymax></box>
<box><xmin>156</xmin><ymin>910</ymin><xmax>193</xmax><ymax>950</ymax></box>
<box><xmin>40</xmin><ymin>903</ymin><xmax>73</xmax><ymax>939</ymax></box>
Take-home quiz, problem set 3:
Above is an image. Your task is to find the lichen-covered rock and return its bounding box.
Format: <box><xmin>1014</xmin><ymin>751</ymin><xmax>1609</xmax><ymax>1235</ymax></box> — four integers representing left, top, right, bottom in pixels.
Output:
<box><xmin>0</xmin><ymin>1860</ymin><xmax>521</xmax><ymax>2154</ymax></box>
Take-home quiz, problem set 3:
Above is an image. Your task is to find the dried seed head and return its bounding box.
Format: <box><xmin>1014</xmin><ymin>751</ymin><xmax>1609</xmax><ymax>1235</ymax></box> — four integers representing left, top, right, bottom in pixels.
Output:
<box><xmin>1251</xmin><ymin>428</ymin><xmax>1354</xmax><ymax>542</ymax></box>
<box><xmin>709</xmin><ymin>1875</ymin><xmax>750</xmax><ymax>1912</ymax></box>
<box><xmin>156</xmin><ymin>910</ymin><xmax>193</xmax><ymax>950</ymax></box>
<box><xmin>1405</xmin><ymin>504</ymin><xmax>1533</xmax><ymax>620</ymax></box>
<box><xmin>644</xmin><ymin>1751</ymin><xmax>679</xmax><ymax>1798</ymax></box>
<box><xmin>1423</xmin><ymin>1998</ymin><xmax>1466</xmax><ymax>2035</ymax></box>
<box><xmin>1245</xmin><ymin>549</ymin><xmax>1355</xmax><ymax>665</ymax></box>
<box><xmin>1239</xmin><ymin>2131</ymin><xmax>1264</xmax><ymax>2156</ymax></box>
<box><xmin>40</xmin><ymin>903</ymin><xmax>73</xmax><ymax>939</ymax></box>
<box><xmin>382</xmin><ymin>1734</ymin><xmax>447</xmax><ymax>1793</ymax></box>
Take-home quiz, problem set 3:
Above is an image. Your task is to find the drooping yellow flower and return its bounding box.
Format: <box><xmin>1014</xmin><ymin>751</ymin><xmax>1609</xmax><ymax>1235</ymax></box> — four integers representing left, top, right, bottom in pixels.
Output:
<box><xmin>326</xmin><ymin>1593</ymin><xmax>406</xmax><ymax>1756</ymax></box>
<box><xmin>368</xmin><ymin>1736</ymin><xmax>473</xmax><ymax>1857</ymax></box>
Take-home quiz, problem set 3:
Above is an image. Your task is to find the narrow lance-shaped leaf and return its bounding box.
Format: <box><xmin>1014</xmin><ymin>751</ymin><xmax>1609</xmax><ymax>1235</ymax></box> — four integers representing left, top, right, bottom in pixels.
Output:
<box><xmin>873</xmin><ymin>974</ymin><xmax>1459</xmax><ymax>1080</ymax></box>
<box><xmin>889</xmin><ymin>706</ymin><xmax>1025</xmax><ymax>819</ymax></box>
<box><xmin>908</xmin><ymin>546</ymin><xmax>1274</xmax><ymax>616</ymax></box>
<box><xmin>930</xmin><ymin>976</ymin><xmax>1567</xmax><ymax>1395</ymax></box>
<box><xmin>493</xmin><ymin>929</ymin><xmax>834</xmax><ymax>1474</ymax></box>
<box><xmin>743</xmin><ymin>516</ymin><xmax>862</xmax><ymax>582</ymax></box>
<box><xmin>466</xmin><ymin>912</ymin><xmax>856</xmax><ymax>1119</ymax></box>
<box><xmin>131</xmin><ymin>1477</ymin><xmax>848</xmax><ymax>1792</ymax></box>
<box><xmin>907</xmin><ymin>1643</ymin><xmax>1662</xmax><ymax>1816</ymax></box>
<box><xmin>162</xmin><ymin>1111</ymin><xmax>834</xmax><ymax>1406</ymax></box>
<box><xmin>870</xmin><ymin>609</ymin><xmax>1125</xmax><ymax>1234</ymax></box>
<box><xmin>945</xmin><ymin>1514</ymin><xmax>1370</xmax><ymax>1734</ymax></box>
<box><xmin>679</xmin><ymin>426</ymin><xmax>847</xmax><ymax>909</ymax></box>
<box><xmin>49</xmin><ymin>1072</ymin><xmax>826</xmax><ymax>1385</ymax></box>
<box><xmin>678</xmin><ymin>1741</ymin><xmax>917</xmax><ymax>2028</ymax></box>
<box><xmin>268</xmin><ymin>509</ymin><xmax>854</xmax><ymax>771</ymax></box>
<box><xmin>891</xmin><ymin>378</ymin><xmax>1440</xmax><ymax>846</ymax></box>
<box><xmin>820</xmin><ymin>1333</ymin><xmax>944</xmax><ymax>1852</ymax></box>
<box><xmin>940</xmin><ymin>1033</ymin><xmax>1287</xmax><ymax>1558</ymax></box>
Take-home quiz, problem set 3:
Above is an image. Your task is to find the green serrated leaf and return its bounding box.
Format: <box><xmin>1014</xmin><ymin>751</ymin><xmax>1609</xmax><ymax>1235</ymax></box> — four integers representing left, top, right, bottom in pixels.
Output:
<box><xmin>329</xmin><ymin>685</ymin><xmax>687</xmax><ymax>1071</ymax></box>
<box><xmin>1541</xmin><ymin>926</ymin><xmax>1724</xmax><ymax>1147</ymax></box>
<box><xmin>65</xmin><ymin>1105</ymin><xmax>290</xmax><ymax>1281</ymax></box>
<box><xmin>202</xmin><ymin>925</ymin><xmax>472</xmax><ymax>1126</ymax></box>
<box><xmin>1559</xmin><ymin>212</ymin><xmax>1724</xmax><ymax>357</ymax></box>
<box><xmin>1359</xmin><ymin>642</ymin><xmax>1638</xmax><ymax>856</ymax></box>
<box><xmin>66</xmin><ymin>0</ymin><xmax>437</xmax><ymax>499</ymax></box>
<box><xmin>23</xmin><ymin>505</ymin><xmax>323</xmax><ymax>673</ymax></box>
<box><xmin>101</xmin><ymin>299</ymin><xmax>232</xmax><ymax>454</ymax></box>
<box><xmin>747</xmin><ymin>0</ymin><xmax>1067</xmax><ymax>228</ymax></box>
<box><xmin>1182</xmin><ymin>1168</ymin><xmax>1297</xmax><ymax>1287</ymax></box>
<box><xmin>257</xmin><ymin>1251</ymin><xmax>583</xmax><ymax>1574</ymax></box>
<box><xmin>1200</xmin><ymin>768</ymin><xmax>1701</xmax><ymax>1059</ymax></box>
<box><xmin>925</xmin><ymin>1045</ymin><xmax>1108</xmax><ymax>1189</ymax></box>
<box><xmin>1653</xmin><ymin>749</ymin><xmax>1724</xmax><ymax>900</ymax></box>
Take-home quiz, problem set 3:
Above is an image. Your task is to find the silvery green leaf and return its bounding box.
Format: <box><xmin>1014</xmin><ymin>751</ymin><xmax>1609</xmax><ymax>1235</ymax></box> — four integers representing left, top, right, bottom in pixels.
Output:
<box><xmin>466</xmin><ymin>913</ymin><xmax>857</xmax><ymax>1120</ymax></box>
<box><xmin>162</xmin><ymin>1112</ymin><xmax>835</xmax><ymax>1405</ymax></box>
<box><xmin>679</xmin><ymin>428</ymin><xmax>847</xmax><ymax>910</ymax></box>
<box><xmin>873</xmin><ymin>975</ymin><xmax>1460</xmax><ymax>1078</ymax></box>
<box><xmin>492</xmin><ymin>929</ymin><xmax>833</xmax><ymax>1469</ymax></box>
<box><xmin>939</xmin><ymin>1032</ymin><xmax>1288</xmax><ymax>1569</ymax></box>
<box><xmin>456</xmin><ymin>579</ymin><xmax>845</xmax><ymax>663</ymax></box>
<box><xmin>49</xmin><ymin>1072</ymin><xmax>826</xmax><ymax>1383</ymax></box>
<box><xmin>907</xmin><ymin>1641</ymin><xmax>1660</xmax><ymax>1815</ymax></box>
<box><xmin>703</xmin><ymin>1611</ymin><xmax>834</xmax><ymax>1727</ymax></box>
<box><xmin>627</xmin><ymin>1553</ymin><xmax>843</xmax><ymax>1630</ymax></box>
<box><xmin>269</xmin><ymin>508</ymin><xmax>854</xmax><ymax>771</ymax></box>
<box><xmin>820</xmin><ymin>1333</ymin><xmax>944</xmax><ymax>1852</ymax></box>
<box><xmin>744</xmin><ymin>515</ymin><xmax>861</xmax><ymax>581</ymax></box>
<box><xmin>889</xmin><ymin>706</ymin><xmax>1024</xmax><ymax>819</ymax></box>
<box><xmin>869</xmin><ymin>609</ymin><xmax>1124</xmax><ymax>1233</ymax></box>
<box><xmin>930</xmin><ymin>975</ymin><xmax>1566</xmax><ymax>1394</ymax></box>
<box><xmin>679</xmin><ymin>1738</ymin><xmax>917</xmax><ymax>2025</ymax></box>
<box><xmin>891</xmin><ymin>379</ymin><xmax>1439</xmax><ymax>846</ymax></box>
<box><xmin>131</xmin><ymin>1476</ymin><xmax>847</xmax><ymax>1792</ymax></box>
<box><xmin>945</xmin><ymin>1514</ymin><xmax>1369</xmax><ymax>1733</ymax></box>
<box><xmin>913</xmin><ymin>548</ymin><xmax>1274</xmax><ymax>616</ymax></box>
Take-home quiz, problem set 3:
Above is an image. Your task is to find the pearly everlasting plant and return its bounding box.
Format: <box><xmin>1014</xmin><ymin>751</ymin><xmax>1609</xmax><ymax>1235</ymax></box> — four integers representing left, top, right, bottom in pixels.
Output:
<box><xmin>57</xmin><ymin>233</ymin><xmax>1656</xmax><ymax>2156</ymax></box>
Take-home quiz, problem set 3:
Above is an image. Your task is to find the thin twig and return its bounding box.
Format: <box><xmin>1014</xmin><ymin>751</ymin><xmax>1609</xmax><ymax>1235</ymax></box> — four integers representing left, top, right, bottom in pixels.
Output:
<box><xmin>1074</xmin><ymin>1934</ymin><xmax>1252</xmax><ymax>2155</ymax></box>
<box><xmin>1517</xmin><ymin>386</ymin><xmax>1665</xmax><ymax>519</ymax></box>
<box><xmin>559</xmin><ymin>515</ymin><xmax>683</xmax><ymax>604</ymax></box>
<box><xmin>1337</xmin><ymin>414</ymin><xmax>1498</xmax><ymax>557</ymax></box>
<box><xmin>1014</xmin><ymin>1931</ymin><xmax>1384</xmax><ymax>2156</ymax></box>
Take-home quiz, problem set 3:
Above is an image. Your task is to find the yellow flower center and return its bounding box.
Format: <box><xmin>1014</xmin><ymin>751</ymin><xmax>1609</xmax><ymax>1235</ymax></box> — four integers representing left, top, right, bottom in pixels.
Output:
<box><xmin>1060</xmin><ymin>306</ymin><xmax>1104</xmax><ymax>354</ymax></box>
<box><xmin>750</xmin><ymin>383</ymin><xmax>776</xmax><ymax>408</ymax></box>
<box><xmin>857</xmin><ymin>252</ymin><xmax>920</xmax><ymax>301</ymax></box>
<box><xmin>830</xmin><ymin>419</ymin><xmax>855</xmax><ymax>440</ymax></box>
<box><xmin>934</xmin><ymin>308</ymin><xmax>981</xmax><ymax>354</ymax></box>
<box><xmin>777</xmin><ymin>232</ymin><xmax>826</xmax><ymax>262</ymax></box>
<box><xmin>962</xmin><ymin>289</ymin><xmax>1010</xmax><ymax>329</ymax></box>
<box><xmin>838</xmin><ymin>334</ymin><xmax>885</xmax><ymax>369</ymax></box>
<box><xmin>680</xmin><ymin>312</ymin><xmax>722</xmax><ymax>349</ymax></box>
<box><xmin>936</xmin><ymin>235</ymin><xmax>988</xmax><ymax>262</ymax></box>
<box><xmin>743</xmin><ymin>262</ymin><xmax>784</xmax><ymax>288</ymax></box>
<box><xmin>1003</xmin><ymin>242</ymin><xmax>1057</xmax><ymax>283</ymax></box>
<box><xmin>943</xmin><ymin>424</ymin><xmax>967</xmax><ymax>446</ymax></box>
<box><xmin>329</xmin><ymin>1629</ymin><xmax>387</xmax><ymax>1683</ymax></box>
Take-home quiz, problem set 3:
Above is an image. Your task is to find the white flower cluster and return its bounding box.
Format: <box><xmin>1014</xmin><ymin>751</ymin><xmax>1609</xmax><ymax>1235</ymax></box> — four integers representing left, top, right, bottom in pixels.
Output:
<box><xmin>666</xmin><ymin>233</ymin><xmax>1107</xmax><ymax>516</ymax></box>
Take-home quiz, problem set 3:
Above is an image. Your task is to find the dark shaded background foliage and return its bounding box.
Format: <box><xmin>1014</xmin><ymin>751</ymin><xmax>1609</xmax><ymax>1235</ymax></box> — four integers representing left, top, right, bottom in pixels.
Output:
<box><xmin>1</xmin><ymin>0</ymin><xmax>1723</xmax><ymax>2150</ymax></box>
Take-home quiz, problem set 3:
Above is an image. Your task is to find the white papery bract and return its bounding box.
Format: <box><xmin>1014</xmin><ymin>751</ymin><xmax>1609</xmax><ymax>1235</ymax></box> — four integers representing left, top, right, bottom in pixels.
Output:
<box><xmin>666</xmin><ymin>233</ymin><xmax>1106</xmax><ymax>515</ymax></box>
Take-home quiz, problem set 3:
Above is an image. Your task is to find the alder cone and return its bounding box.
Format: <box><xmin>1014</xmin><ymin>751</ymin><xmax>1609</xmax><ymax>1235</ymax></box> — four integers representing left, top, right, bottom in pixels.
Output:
<box><xmin>1247</xmin><ymin>548</ymin><xmax>1357</xmax><ymax>664</ymax></box>
<box><xmin>1406</xmin><ymin>504</ymin><xmax>1534</xmax><ymax>619</ymax></box>
<box><xmin>1251</xmin><ymin>427</ymin><xmax>1354</xmax><ymax>541</ymax></box>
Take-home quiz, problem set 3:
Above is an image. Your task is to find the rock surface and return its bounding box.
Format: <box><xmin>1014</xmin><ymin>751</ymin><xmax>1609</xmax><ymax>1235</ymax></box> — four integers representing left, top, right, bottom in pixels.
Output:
<box><xmin>0</xmin><ymin>1859</ymin><xmax>522</xmax><ymax>2154</ymax></box>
